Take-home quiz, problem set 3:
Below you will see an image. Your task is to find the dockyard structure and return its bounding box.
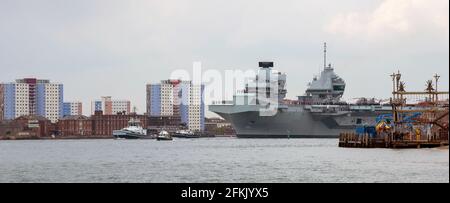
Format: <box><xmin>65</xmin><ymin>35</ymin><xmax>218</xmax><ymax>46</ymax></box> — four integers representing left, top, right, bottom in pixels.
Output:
<box><xmin>0</xmin><ymin>78</ymin><xmax>64</xmax><ymax>123</ymax></box>
<box><xmin>146</xmin><ymin>79</ymin><xmax>205</xmax><ymax>132</ymax></box>
<box><xmin>339</xmin><ymin>72</ymin><xmax>449</xmax><ymax>148</ymax></box>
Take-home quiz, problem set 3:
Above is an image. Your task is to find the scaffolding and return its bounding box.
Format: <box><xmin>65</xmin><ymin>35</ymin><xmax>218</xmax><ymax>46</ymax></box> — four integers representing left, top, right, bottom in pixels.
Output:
<box><xmin>339</xmin><ymin>71</ymin><xmax>448</xmax><ymax>148</ymax></box>
<box><xmin>389</xmin><ymin>71</ymin><xmax>449</xmax><ymax>141</ymax></box>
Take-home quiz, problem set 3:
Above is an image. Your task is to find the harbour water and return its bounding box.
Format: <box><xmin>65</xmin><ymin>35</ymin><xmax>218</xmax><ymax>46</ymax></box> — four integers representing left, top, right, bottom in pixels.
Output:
<box><xmin>0</xmin><ymin>138</ymin><xmax>448</xmax><ymax>183</ymax></box>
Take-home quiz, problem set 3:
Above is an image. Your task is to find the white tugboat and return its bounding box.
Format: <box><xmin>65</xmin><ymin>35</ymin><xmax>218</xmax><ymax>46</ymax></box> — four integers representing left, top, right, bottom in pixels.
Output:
<box><xmin>156</xmin><ymin>130</ymin><xmax>173</xmax><ymax>141</ymax></box>
<box><xmin>113</xmin><ymin>118</ymin><xmax>150</xmax><ymax>139</ymax></box>
<box><xmin>173</xmin><ymin>129</ymin><xmax>200</xmax><ymax>138</ymax></box>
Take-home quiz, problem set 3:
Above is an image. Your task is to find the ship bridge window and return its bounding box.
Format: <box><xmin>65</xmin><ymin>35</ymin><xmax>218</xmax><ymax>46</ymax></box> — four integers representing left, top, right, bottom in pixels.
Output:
<box><xmin>333</xmin><ymin>85</ymin><xmax>345</xmax><ymax>91</ymax></box>
<box><xmin>356</xmin><ymin>118</ymin><xmax>363</xmax><ymax>124</ymax></box>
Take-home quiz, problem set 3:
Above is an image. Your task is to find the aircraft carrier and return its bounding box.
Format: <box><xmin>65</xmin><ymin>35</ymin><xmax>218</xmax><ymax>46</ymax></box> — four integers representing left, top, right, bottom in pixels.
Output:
<box><xmin>209</xmin><ymin>44</ymin><xmax>393</xmax><ymax>138</ymax></box>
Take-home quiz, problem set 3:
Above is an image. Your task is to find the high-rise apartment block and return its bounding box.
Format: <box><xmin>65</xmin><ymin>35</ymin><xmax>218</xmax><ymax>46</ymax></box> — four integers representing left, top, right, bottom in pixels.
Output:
<box><xmin>0</xmin><ymin>78</ymin><xmax>63</xmax><ymax>123</ymax></box>
<box><xmin>146</xmin><ymin>80</ymin><xmax>205</xmax><ymax>132</ymax></box>
<box><xmin>91</xmin><ymin>96</ymin><xmax>131</xmax><ymax>115</ymax></box>
<box><xmin>63</xmin><ymin>102</ymin><xmax>83</xmax><ymax>117</ymax></box>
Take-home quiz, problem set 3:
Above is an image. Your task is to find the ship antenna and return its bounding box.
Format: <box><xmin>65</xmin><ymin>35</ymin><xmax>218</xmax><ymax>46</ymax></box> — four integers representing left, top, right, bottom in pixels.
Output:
<box><xmin>323</xmin><ymin>42</ymin><xmax>327</xmax><ymax>69</ymax></box>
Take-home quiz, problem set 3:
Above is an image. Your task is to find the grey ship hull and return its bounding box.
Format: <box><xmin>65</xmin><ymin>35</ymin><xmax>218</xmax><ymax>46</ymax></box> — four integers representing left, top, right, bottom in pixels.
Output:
<box><xmin>211</xmin><ymin>105</ymin><xmax>390</xmax><ymax>138</ymax></box>
<box><xmin>113</xmin><ymin>130</ymin><xmax>153</xmax><ymax>139</ymax></box>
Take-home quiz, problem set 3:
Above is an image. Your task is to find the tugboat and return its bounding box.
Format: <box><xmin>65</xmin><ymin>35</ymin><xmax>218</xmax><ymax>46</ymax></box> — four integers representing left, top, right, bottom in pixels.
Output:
<box><xmin>113</xmin><ymin>118</ymin><xmax>150</xmax><ymax>139</ymax></box>
<box><xmin>156</xmin><ymin>130</ymin><xmax>173</xmax><ymax>141</ymax></box>
<box><xmin>173</xmin><ymin>129</ymin><xmax>200</xmax><ymax>138</ymax></box>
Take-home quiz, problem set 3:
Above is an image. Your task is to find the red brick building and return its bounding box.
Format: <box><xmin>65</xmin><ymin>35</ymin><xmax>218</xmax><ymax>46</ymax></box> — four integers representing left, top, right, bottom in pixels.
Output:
<box><xmin>90</xmin><ymin>111</ymin><xmax>148</xmax><ymax>136</ymax></box>
<box><xmin>15</xmin><ymin>115</ymin><xmax>53</xmax><ymax>137</ymax></box>
<box><xmin>0</xmin><ymin>115</ymin><xmax>53</xmax><ymax>139</ymax></box>
<box><xmin>147</xmin><ymin>116</ymin><xmax>181</xmax><ymax>133</ymax></box>
<box><xmin>0</xmin><ymin>120</ymin><xmax>22</xmax><ymax>139</ymax></box>
<box><xmin>55</xmin><ymin>111</ymin><xmax>149</xmax><ymax>137</ymax></box>
<box><xmin>58</xmin><ymin>115</ymin><xmax>93</xmax><ymax>137</ymax></box>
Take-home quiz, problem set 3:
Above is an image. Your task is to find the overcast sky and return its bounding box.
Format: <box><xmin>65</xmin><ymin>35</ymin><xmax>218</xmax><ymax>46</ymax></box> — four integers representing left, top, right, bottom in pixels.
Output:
<box><xmin>0</xmin><ymin>0</ymin><xmax>448</xmax><ymax>116</ymax></box>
